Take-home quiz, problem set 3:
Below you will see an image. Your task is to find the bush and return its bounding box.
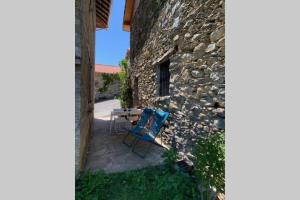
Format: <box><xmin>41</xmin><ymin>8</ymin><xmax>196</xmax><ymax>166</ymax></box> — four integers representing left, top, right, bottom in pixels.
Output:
<box><xmin>98</xmin><ymin>73</ymin><xmax>120</xmax><ymax>93</ymax></box>
<box><xmin>75</xmin><ymin>170</ymin><xmax>111</xmax><ymax>200</ymax></box>
<box><xmin>118</xmin><ymin>59</ymin><xmax>132</xmax><ymax>108</ymax></box>
<box><xmin>193</xmin><ymin>131</ymin><xmax>225</xmax><ymax>194</ymax></box>
<box><xmin>162</xmin><ymin>148</ymin><xmax>179</xmax><ymax>172</ymax></box>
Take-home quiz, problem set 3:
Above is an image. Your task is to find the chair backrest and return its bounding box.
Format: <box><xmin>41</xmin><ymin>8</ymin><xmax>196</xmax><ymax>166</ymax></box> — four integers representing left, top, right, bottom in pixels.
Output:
<box><xmin>131</xmin><ymin>108</ymin><xmax>169</xmax><ymax>138</ymax></box>
<box><xmin>131</xmin><ymin>108</ymin><xmax>154</xmax><ymax>133</ymax></box>
<box><xmin>148</xmin><ymin>110</ymin><xmax>169</xmax><ymax>137</ymax></box>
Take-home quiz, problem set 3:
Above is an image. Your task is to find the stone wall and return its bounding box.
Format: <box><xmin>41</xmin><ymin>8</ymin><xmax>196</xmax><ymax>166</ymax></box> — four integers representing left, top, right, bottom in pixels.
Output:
<box><xmin>75</xmin><ymin>0</ymin><xmax>81</xmax><ymax>174</ymax></box>
<box><xmin>130</xmin><ymin>0</ymin><xmax>225</xmax><ymax>160</ymax></box>
<box><xmin>94</xmin><ymin>73</ymin><xmax>121</xmax><ymax>101</ymax></box>
<box><xmin>75</xmin><ymin>0</ymin><xmax>96</xmax><ymax>173</ymax></box>
<box><xmin>75</xmin><ymin>65</ymin><xmax>81</xmax><ymax>173</ymax></box>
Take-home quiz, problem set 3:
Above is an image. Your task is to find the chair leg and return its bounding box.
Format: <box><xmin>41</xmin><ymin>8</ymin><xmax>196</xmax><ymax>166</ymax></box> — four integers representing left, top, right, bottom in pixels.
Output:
<box><xmin>122</xmin><ymin>133</ymin><xmax>130</xmax><ymax>146</ymax></box>
<box><xmin>123</xmin><ymin>133</ymin><xmax>136</xmax><ymax>147</ymax></box>
<box><xmin>132</xmin><ymin>140</ymin><xmax>152</xmax><ymax>159</ymax></box>
<box><xmin>109</xmin><ymin>114</ymin><xmax>113</xmax><ymax>134</ymax></box>
<box><xmin>130</xmin><ymin>138</ymin><xmax>139</xmax><ymax>148</ymax></box>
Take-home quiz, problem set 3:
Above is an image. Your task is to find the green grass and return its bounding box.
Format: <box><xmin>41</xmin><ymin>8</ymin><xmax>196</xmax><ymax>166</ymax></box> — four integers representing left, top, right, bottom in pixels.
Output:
<box><xmin>75</xmin><ymin>166</ymin><xmax>200</xmax><ymax>200</ymax></box>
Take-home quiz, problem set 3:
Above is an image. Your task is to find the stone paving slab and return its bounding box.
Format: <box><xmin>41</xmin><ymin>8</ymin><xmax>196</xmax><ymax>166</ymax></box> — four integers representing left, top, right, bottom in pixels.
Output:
<box><xmin>85</xmin><ymin>117</ymin><xmax>166</xmax><ymax>173</ymax></box>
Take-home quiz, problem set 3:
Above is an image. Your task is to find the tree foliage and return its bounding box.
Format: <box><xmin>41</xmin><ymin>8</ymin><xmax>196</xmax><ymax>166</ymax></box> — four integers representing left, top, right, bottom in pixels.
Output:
<box><xmin>98</xmin><ymin>73</ymin><xmax>120</xmax><ymax>93</ymax></box>
<box><xmin>193</xmin><ymin>131</ymin><xmax>225</xmax><ymax>194</ymax></box>
<box><xmin>118</xmin><ymin>59</ymin><xmax>132</xmax><ymax>108</ymax></box>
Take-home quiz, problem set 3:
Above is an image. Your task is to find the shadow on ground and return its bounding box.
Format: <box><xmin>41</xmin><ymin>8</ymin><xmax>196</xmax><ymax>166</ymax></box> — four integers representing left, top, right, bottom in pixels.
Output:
<box><xmin>85</xmin><ymin>117</ymin><xmax>166</xmax><ymax>173</ymax></box>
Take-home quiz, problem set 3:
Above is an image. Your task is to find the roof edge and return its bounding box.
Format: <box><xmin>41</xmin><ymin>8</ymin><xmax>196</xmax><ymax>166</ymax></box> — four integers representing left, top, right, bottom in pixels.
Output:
<box><xmin>122</xmin><ymin>0</ymin><xmax>135</xmax><ymax>32</ymax></box>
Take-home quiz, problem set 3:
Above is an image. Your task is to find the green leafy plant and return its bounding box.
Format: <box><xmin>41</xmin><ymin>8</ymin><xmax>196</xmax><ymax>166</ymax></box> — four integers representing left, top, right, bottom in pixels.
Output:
<box><xmin>75</xmin><ymin>170</ymin><xmax>111</xmax><ymax>200</ymax></box>
<box><xmin>118</xmin><ymin>59</ymin><xmax>132</xmax><ymax>108</ymax></box>
<box><xmin>98</xmin><ymin>73</ymin><xmax>120</xmax><ymax>93</ymax></box>
<box><xmin>162</xmin><ymin>148</ymin><xmax>179</xmax><ymax>172</ymax></box>
<box><xmin>193</xmin><ymin>131</ymin><xmax>225</xmax><ymax>194</ymax></box>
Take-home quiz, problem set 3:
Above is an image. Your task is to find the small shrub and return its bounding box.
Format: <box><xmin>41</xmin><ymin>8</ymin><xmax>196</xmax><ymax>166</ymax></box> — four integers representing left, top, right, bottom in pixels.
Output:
<box><xmin>193</xmin><ymin>131</ymin><xmax>225</xmax><ymax>194</ymax></box>
<box><xmin>98</xmin><ymin>73</ymin><xmax>120</xmax><ymax>93</ymax></box>
<box><xmin>118</xmin><ymin>59</ymin><xmax>132</xmax><ymax>108</ymax></box>
<box><xmin>75</xmin><ymin>170</ymin><xmax>111</xmax><ymax>200</ymax></box>
<box><xmin>162</xmin><ymin>148</ymin><xmax>179</xmax><ymax>172</ymax></box>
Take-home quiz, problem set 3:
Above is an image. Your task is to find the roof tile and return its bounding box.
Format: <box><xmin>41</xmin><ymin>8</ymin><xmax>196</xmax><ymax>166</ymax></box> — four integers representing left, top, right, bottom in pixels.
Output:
<box><xmin>95</xmin><ymin>64</ymin><xmax>121</xmax><ymax>74</ymax></box>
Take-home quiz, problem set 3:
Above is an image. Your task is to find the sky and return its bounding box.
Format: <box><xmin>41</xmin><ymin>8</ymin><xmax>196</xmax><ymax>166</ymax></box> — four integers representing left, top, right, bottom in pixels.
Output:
<box><xmin>95</xmin><ymin>0</ymin><xmax>129</xmax><ymax>66</ymax></box>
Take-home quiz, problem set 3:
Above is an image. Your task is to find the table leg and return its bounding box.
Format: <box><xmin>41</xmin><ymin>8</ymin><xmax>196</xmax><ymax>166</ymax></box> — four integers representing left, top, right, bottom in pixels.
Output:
<box><xmin>109</xmin><ymin>113</ymin><xmax>113</xmax><ymax>134</ymax></box>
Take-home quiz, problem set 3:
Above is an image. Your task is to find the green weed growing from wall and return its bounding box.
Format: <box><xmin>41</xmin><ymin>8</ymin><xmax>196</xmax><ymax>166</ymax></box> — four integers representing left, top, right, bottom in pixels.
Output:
<box><xmin>193</xmin><ymin>131</ymin><xmax>225</xmax><ymax>195</ymax></box>
<box><xmin>98</xmin><ymin>73</ymin><xmax>120</xmax><ymax>93</ymax></box>
<box><xmin>118</xmin><ymin>59</ymin><xmax>132</xmax><ymax>108</ymax></box>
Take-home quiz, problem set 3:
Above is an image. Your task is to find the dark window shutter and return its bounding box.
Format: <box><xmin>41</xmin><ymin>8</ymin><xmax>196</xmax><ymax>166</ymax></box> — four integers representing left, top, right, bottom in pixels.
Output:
<box><xmin>159</xmin><ymin>60</ymin><xmax>170</xmax><ymax>96</ymax></box>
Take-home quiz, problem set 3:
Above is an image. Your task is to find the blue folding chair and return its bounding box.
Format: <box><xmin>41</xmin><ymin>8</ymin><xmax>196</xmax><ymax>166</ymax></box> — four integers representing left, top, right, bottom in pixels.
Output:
<box><xmin>122</xmin><ymin>108</ymin><xmax>169</xmax><ymax>158</ymax></box>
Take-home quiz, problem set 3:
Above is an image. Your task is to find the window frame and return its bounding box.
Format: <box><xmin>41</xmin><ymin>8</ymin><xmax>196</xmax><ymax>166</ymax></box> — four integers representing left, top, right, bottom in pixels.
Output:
<box><xmin>158</xmin><ymin>60</ymin><xmax>170</xmax><ymax>97</ymax></box>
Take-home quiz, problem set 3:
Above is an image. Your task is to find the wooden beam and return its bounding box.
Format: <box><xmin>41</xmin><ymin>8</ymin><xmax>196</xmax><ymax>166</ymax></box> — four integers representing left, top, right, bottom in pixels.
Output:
<box><xmin>96</xmin><ymin>12</ymin><xmax>108</xmax><ymax>24</ymax></box>
<box><xmin>122</xmin><ymin>0</ymin><xmax>135</xmax><ymax>31</ymax></box>
<box><xmin>123</xmin><ymin>24</ymin><xmax>130</xmax><ymax>32</ymax></box>
<box><xmin>97</xmin><ymin>16</ymin><xmax>107</xmax><ymax>25</ymax></box>
<box><xmin>96</xmin><ymin>18</ymin><xmax>105</xmax><ymax>25</ymax></box>
<box><xmin>96</xmin><ymin>18</ymin><xmax>107</xmax><ymax>28</ymax></box>
<box><xmin>101</xmin><ymin>0</ymin><xmax>111</xmax><ymax>10</ymax></box>
<box><xmin>96</xmin><ymin>7</ymin><xmax>108</xmax><ymax>19</ymax></box>
<box><xmin>96</xmin><ymin>3</ymin><xmax>109</xmax><ymax>18</ymax></box>
<box><xmin>123</xmin><ymin>21</ymin><xmax>131</xmax><ymax>25</ymax></box>
<box><xmin>97</xmin><ymin>21</ymin><xmax>106</xmax><ymax>28</ymax></box>
<box><xmin>96</xmin><ymin>11</ymin><xmax>107</xmax><ymax>22</ymax></box>
<box><xmin>96</xmin><ymin>13</ymin><xmax>107</xmax><ymax>23</ymax></box>
<box><xmin>102</xmin><ymin>0</ymin><xmax>110</xmax><ymax>5</ymax></box>
<box><xmin>96</xmin><ymin>0</ymin><xmax>109</xmax><ymax>11</ymax></box>
<box><xmin>95</xmin><ymin>0</ymin><xmax>111</xmax><ymax>28</ymax></box>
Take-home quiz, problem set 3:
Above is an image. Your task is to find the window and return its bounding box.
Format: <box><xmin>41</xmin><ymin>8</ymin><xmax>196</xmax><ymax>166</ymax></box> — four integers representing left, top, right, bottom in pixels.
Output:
<box><xmin>134</xmin><ymin>77</ymin><xmax>139</xmax><ymax>94</ymax></box>
<box><xmin>133</xmin><ymin>77</ymin><xmax>139</xmax><ymax>105</ymax></box>
<box><xmin>159</xmin><ymin>60</ymin><xmax>170</xmax><ymax>96</ymax></box>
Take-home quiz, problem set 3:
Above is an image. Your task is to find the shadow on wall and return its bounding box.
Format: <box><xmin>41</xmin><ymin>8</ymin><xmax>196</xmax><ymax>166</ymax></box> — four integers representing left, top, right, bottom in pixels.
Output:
<box><xmin>131</xmin><ymin>0</ymin><xmax>168</xmax><ymax>61</ymax></box>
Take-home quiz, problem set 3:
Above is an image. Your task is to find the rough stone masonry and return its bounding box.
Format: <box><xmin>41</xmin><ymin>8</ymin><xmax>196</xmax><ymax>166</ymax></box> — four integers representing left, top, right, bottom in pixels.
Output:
<box><xmin>75</xmin><ymin>0</ymin><xmax>96</xmax><ymax>173</ymax></box>
<box><xmin>130</xmin><ymin>0</ymin><xmax>225</xmax><ymax>161</ymax></box>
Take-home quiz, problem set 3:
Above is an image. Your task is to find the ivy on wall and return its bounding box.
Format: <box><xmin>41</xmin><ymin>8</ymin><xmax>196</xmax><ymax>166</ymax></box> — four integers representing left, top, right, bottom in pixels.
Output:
<box><xmin>98</xmin><ymin>73</ymin><xmax>120</xmax><ymax>93</ymax></box>
<box><xmin>118</xmin><ymin>59</ymin><xmax>132</xmax><ymax>108</ymax></box>
<box><xmin>97</xmin><ymin>59</ymin><xmax>132</xmax><ymax>108</ymax></box>
<box><xmin>193</xmin><ymin>131</ymin><xmax>225</xmax><ymax>194</ymax></box>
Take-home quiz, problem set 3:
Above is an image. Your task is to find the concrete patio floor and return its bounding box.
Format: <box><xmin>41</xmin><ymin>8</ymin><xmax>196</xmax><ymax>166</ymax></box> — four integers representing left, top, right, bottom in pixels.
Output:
<box><xmin>85</xmin><ymin>100</ymin><xmax>167</xmax><ymax>173</ymax></box>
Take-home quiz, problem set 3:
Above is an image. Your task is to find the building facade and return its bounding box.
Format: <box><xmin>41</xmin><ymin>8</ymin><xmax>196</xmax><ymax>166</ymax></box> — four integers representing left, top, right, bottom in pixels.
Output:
<box><xmin>75</xmin><ymin>0</ymin><xmax>112</xmax><ymax>173</ymax></box>
<box><xmin>94</xmin><ymin>64</ymin><xmax>121</xmax><ymax>102</ymax></box>
<box><xmin>123</xmin><ymin>0</ymin><xmax>225</xmax><ymax>160</ymax></box>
